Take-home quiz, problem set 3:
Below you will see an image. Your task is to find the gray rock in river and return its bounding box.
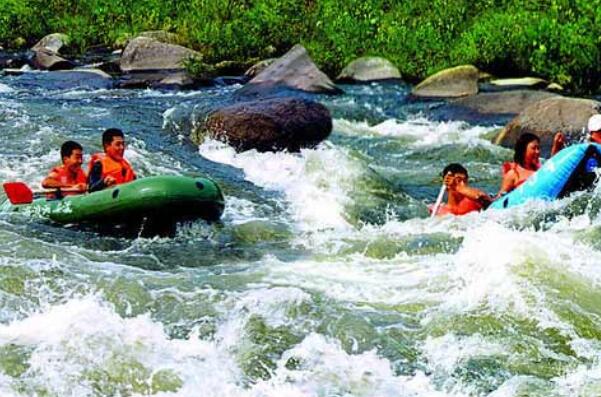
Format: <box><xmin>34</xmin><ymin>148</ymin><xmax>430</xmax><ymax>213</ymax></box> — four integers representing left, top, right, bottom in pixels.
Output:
<box><xmin>236</xmin><ymin>44</ymin><xmax>342</xmax><ymax>97</ymax></box>
<box><xmin>412</xmin><ymin>64</ymin><xmax>480</xmax><ymax>98</ymax></box>
<box><xmin>337</xmin><ymin>56</ymin><xmax>401</xmax><ymax>83</ymax></box>
<box><xmin>30</xmin><ymin>33</ymin><xmax>75</xmax><ymax>71</ymax></box>
<box><xmin>120</xmin><ymin>37</ymin><xmax>200</xmax><ymax>72</ymax></box>
<box><xmin>32</xmin><ymin>33</ymin><xmax>70</xmax><ymax>54</ymax></box>
<box><xmin>118</xmin><ymin>37</ymin><xmax>206</xmax><ymax>89</ymax></box>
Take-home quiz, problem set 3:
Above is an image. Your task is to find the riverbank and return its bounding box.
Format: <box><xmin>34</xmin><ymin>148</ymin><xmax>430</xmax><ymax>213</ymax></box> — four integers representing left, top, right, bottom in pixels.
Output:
<box><xmin>1</xmin><ymin>0</ymin><xmax>600</xmax><ymax>93</ymax></box>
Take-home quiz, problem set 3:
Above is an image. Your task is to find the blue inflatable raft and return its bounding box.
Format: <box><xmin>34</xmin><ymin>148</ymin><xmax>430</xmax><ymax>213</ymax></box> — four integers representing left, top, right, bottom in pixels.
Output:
<box><xmin>489</xmin><ymin>143</ymin><xmax>601</xmax><ymax>210</ymax></box>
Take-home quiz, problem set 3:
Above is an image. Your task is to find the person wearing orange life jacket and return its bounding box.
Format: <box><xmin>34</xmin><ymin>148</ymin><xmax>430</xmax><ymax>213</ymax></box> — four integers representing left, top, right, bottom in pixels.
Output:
<box><xmin>87</xmin><ymin>128</ymin><xmax>136</xmax><ymax>192</ymax></box>
<box><xmin>432</xmin><ymin>163</ymin><xmax>492</xmax><ymax>216</ymax></box>
<box><xmin>498</xmin><ymin>132</ymin><xmax>541</xmax><ymax>197</ymax></box>
<box><xmin>42</xmin><ymin>140</ymin><xmax>87</xmax><ymax>198</ymax></box>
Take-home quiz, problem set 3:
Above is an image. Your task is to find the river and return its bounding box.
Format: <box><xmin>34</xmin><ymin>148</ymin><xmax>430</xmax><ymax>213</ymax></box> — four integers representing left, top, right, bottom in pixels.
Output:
<box><xmin>0</xmin><ymin>73</ymin><xmax>600</xmax><ymax>396</ymax></box>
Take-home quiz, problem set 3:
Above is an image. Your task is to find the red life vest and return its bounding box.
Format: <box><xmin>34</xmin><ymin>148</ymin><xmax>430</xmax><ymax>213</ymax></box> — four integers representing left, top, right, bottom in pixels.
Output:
<box><xmin>45</xmin><ymin>165</ymin><xmax>87</xmax><ymax>198</ymax></box>
<box><xmin>88</xmin><ymin>153</ymin><xmax>136</xmax><ymax>185</ymax></box>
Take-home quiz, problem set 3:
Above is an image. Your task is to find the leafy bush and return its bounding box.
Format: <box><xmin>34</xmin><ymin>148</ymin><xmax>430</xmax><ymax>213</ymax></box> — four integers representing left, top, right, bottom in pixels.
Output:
<box><xmin>0</xmin><ymin>0</ymin><xmax>599</xmax><ymax>92</ymax></box>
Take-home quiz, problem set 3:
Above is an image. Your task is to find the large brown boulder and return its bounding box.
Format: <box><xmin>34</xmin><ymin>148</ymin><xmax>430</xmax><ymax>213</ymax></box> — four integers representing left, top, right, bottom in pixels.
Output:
<box><xmin>120</xmin><ymin>37</ymin><xmax>200</xmax><ymax>72</ymax></box>
<box><xmin>412</xmin><ymin>64</ymin><xmax>479</xmax><ymax>98</ymax></box>
<box><xmin>495</xmin><ymin>97</ymin><xmax>601</xmax><ymax>156</ymax></box>
<box><xmin>194</xmin><ymin>98</ymin><xmax>332</xmax><ymax>152</ymax></box>
<box><xmin>236</xmin><ymin>45</ymin><xmax>341</xmax><ymax>97</ymax></box>
<box><xmin>337</xmin><ymin>56</ymin><xmax>400</xmax><ymax>82</ymax></box>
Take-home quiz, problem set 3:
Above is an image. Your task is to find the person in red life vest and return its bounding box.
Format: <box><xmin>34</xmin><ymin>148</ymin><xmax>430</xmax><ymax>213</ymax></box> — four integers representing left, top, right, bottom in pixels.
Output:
<box><xmin>87</xmin><ymin>128</ymin><xmax>136</xmax><ymax>192</ymax></box>
<box><xmin>550</xmin><ymin>114</ymin><xmax>601</xmax><ymax>155</ymax></box>
<box><xmin>432</xmin><ymin>163</ymin><xmax>492</xmax><ymax>216</ymax></box>
<box><xmin>41</xmin><ymin>140</ymin><xmax>87</xmax><ymax>198</ymax></box>
<box><xmin>498</xmin><ymin>132</ymin><xmax>541</xmax><ymax>196</ymax></box>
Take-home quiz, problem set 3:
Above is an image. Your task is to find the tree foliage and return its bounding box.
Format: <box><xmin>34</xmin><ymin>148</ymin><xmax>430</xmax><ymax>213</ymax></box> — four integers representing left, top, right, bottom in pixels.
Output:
<box><xmin>1</xmin><ymin>0</ymin><xmax>600</xmax><ymax>92</ymax></box>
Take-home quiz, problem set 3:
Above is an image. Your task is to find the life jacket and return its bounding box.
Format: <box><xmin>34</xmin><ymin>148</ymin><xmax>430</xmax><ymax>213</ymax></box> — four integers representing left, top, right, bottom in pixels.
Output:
<box><xmin>502</xmin><ymin>161</ymin><xmax>540</xmax><ymax>189</ymax></box>
<box><xmin>430</xmin><ymin>197</ymin><xmax>482</xmax><ymax>216</ymax></box>
<box><xmin>45</xmin><ymin>165</ymin><xmax>87</xmax><ymax>198</ymax></box>
<box><xmin>88</xmin><ymin>153</ymin><xmax>136</xmax><ymax>185</ymax></box>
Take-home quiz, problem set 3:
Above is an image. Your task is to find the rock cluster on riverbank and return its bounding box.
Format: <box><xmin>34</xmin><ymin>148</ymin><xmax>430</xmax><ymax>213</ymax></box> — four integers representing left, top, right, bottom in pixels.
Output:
<box><xmin>1</xmin><ymin>32</ymin><xmax>598</xmax><ymax>156</ymax></box>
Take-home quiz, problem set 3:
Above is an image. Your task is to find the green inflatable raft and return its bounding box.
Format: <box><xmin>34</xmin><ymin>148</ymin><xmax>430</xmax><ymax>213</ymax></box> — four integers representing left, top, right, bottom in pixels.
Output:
<box><xmin>1</xmin><ymin>175</ymin><xmax>225</xmax><ymax>236</ymax></box>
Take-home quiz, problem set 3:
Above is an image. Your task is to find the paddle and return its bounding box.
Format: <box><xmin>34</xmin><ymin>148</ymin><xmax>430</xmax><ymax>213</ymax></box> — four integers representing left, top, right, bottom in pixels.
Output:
<box><xmin>430</xmin><ymin>184</ymin><xmax>446</xmax><ymax>218</ymax></box>
<box><xmin>3</xmin><ymin>182</ymin><xmax>81</xmax><ymax>205</ymax></box>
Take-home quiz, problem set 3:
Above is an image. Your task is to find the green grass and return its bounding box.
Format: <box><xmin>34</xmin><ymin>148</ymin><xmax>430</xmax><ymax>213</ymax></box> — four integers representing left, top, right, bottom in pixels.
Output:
<box><xmin>1</xmin><ymin>0</ymin><xmax>600</xmax><ymax>93</ymax></box>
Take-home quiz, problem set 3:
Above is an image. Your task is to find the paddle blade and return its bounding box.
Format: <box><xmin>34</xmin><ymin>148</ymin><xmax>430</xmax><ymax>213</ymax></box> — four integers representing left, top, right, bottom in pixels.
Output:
<box><xmin>430</xmin><ymin>184</ymin><xmax>446</xmax><ymax>218</ymax></box>
<box><xmin>3</xmin><ymin>182</ymin><xmax>34</xmax><ymax>204</ymax></box>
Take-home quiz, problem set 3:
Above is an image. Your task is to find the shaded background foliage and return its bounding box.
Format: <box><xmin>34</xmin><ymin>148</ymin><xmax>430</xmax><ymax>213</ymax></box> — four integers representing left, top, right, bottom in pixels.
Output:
<box><xmin>1</xmin><ymin>0</ymin><xmax>600</xmax><ymax>92</ymax></box>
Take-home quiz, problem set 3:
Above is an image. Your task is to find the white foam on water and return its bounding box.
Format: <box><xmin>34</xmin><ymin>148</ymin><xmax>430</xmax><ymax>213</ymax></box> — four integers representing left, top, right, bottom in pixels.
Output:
<box><xmin>0</xmin><ymin>296</ymin><xmax>244</xmax><ymax>396</ymax></box>
<box><xmin>260</xmin><ymin>253</ymin><xmax>446</xmax><ymax>306</ymax></box>
<box><xmin>335</xmin><ymin>116</ymin><xmax>498</xmax><ymax>148</ymax></box>
<box><xmin>213</xmin><ymin>286</ymin><xmax>313</xmax><ymax>351</ymax></box>
<box><xmin>199</xmin><ymin>139</ymin><xmax>362</xmax><ymax>232</ymax></box>
<box><xmin>223</xmin><ymin>196</ymin><xmax>268</xmax><ymax>224</ymax></box>
<box><xmin>0</xmin><ymin>291</ymin><xmax>455</xmax><ymax>397</ymax></box>
<box><xmin>554</xmin><ymin>363</ymin><xmax>601</xmax><ymax>396</ymax></box>
<box><xmin>252</xmin><ymin>333</ymin><xmax>450</xmax><ymax>397</ymax></box>
<box><xmin>422</xmin><ymin>333</ymin><xmax>508</xmax><ymax>375</ymax></box>
<box><xmin>0</xmin><ymin>83</ymin><xmax>13</xmax><ymax>93</ymax></box>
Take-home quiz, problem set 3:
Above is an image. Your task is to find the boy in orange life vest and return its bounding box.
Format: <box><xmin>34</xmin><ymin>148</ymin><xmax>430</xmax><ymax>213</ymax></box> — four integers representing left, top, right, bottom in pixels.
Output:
<box><xmin>433</xmin><ymin>163</ymin><xmax>492</xmax><ymax>216</ymax></box>
<box><xmin>41</xmin><ymin>140</ymin><xmax>87</xmax><ymax>195</ymax></box>
<box><xmin>87</xmin><ymin>128</ymin><xmax>136</xmax><ymax>192</ymax></box>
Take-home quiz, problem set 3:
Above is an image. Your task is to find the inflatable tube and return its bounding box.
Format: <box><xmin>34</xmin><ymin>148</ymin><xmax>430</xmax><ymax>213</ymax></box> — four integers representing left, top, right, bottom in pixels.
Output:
<box><xmin>489</xmin><ymin>143</ymin><xmax>601</xmax><ymax>210</ymax></box>
<box><xmin>1</xmin><ymin>175</ymin><xmax>224</xmax><ymax>235</ymax></box>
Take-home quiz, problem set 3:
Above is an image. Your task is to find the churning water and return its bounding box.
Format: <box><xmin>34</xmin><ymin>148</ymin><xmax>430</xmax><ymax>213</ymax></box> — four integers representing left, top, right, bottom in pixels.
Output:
<box><xmin>0</xmin><ymin>73</ymin><xmax>600</xmax><ymax>396</ymax></box>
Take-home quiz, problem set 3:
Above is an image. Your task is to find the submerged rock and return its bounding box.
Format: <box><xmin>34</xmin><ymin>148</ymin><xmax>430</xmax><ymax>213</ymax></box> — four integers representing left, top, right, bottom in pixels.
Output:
<box><xmin>194</xmin><ymin>97</ymin><xmax>332</xmax><ymax>152</ymax></box>
<box><xmin>11</xmin><ymin>69</ymin><xmax>114</xmax><ymax>90</ymax></box>
<box><xmin>236</xmin><ymin>45</ymin><xmax>341</xmax><ymax>97</ymax></box>
<box><xmin>337</xmin><ymin>56</ymin><xmax>401</xmax><ymax>83</ymax></box>
<box><xmin>412</xmin><ymin>64</ymin><xmax>479</xmax><ymax>98</ymax></box>
<box><xmin>495</xmin><ymin>96</ymin><xmax>601</xmax><ymax>156</ymax></box>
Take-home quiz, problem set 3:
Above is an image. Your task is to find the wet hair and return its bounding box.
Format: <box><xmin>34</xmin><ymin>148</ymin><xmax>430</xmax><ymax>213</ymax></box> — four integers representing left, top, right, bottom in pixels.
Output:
<box><xmin>60</xmin><ymin>140</ymin><xmax>83</xmax><ymax>160</ymax></box>
<box><xmin>442</xmin><ymin>163</ymin><xmax>468</xmax><ymax>179</ymax></box>
<box><xmin>102</xmin><ymin>128</ymin><xmax>124</xmax><ymax>147</ymax></box>
<box><xmin>513</xmin><ymin>132</ymin><xmax>540</xmax><ymax>167</ymax></box>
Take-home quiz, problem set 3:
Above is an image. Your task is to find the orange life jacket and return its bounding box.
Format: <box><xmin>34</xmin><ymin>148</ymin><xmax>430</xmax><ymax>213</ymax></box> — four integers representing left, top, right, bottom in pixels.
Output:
<box><xmin>501</xmin><ymin>161</ymin><xmax>540</xmax><ymax>189</ymax></box>
<box><xmin>88</xmin><ymin>153</ymin><xmax>136</xmax><ymax>185</ymax></box>
<box><xmin>45</xmin><ymin>165</ymin><xmax>87</xmax><ymax>198</ymax></box>
<box><xmin>430</xmin><ymin>197</ymin><xmax>482</xmax><ymax>216</ymax></box>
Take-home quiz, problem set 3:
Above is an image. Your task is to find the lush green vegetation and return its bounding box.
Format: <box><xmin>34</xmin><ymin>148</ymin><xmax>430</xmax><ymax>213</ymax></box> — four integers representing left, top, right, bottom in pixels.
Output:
<box><xmin>1</xmin><ymin>0</ymin><xmax>600</xmax><ymax>92</ymax></box>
